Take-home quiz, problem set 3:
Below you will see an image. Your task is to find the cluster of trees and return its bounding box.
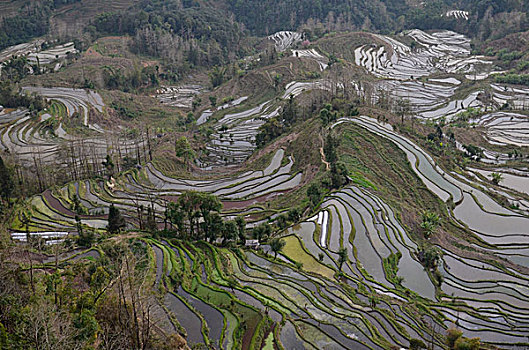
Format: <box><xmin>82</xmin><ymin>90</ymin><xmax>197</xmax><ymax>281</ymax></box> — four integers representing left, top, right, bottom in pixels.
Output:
<box><xmin>226</xmin><ymin>0</ymin><xmax>529</xmax><ymax>41</ymax></box>
<box><xmin>496</xmin><ymin>48</ymin><xmax>524</xmax><ymax>63</ymax></box>
<box><xmin>108</xmin><ymin>204</ymin><xmax>126</xmax><ymax>234</ymax></box>
<box><xmin>103</xmin><ymin>66</ymin><xmax>159</xmax><ymax>92</ymax></box>
<box><xmin>1</xmin><ymin>0</ymin><xmax>529</xmax><ymax>59</ymax></box>
<box><xmin>227</xmin><ymin>0</ymin><xmax>396</xmax><ymax>35</ymax></box>
<box><xmin>165</xmin><ymin>191</ymin><xmax>245</xmax><ymax>244</ymax></box>
<box><xmin>104</xmin><ymin>190</ymin><xmax>302</xmax><ymax>249</ymax></box>
<box><xmin>418</xmin><ymin>245</ymin><xmax>441</xmax><ymax>270</ymax></box>
<box><xmin>0</xmin><ymin>56</ymin><xmax>30</xmax><ymax>82</ymax></box>
<box><xmin>324</xmin><ymin>133</ymin><xmax>349</xmax><ymax>189</ymax></box>
<box><xmin>403</xmin><ymin>0</ymin><xmax>529</xmax><ymax>41</ymax></box>
<box><xmin>209</xmin><ymin>66</ymin><xmax>227</xmax><ymax>88</ymax></box>
<box><xmin>319</xmin><ymin>103</ymin><xmax>339</xmax><ymax>126</ymax></box>
<box><xmin>0</xmin><ymin>82</ymin><xmax>47</xmax><ymax>112</ymax></box>
<box><xmin>304</xmin><ymin>132</ymin><xmax>351</xmax><ymax>209</ymax></box>
<box><xmin>495</xmin><ymin>73</ymin><xmax>529</xmax><ymax>86</ymax></box>
<box><xmin>0</xmin><ymin>157</ymin><xmax>14</xmax><ymax>206</ymax></box>
<box><xmin>105</xmin><ymin>189</ymin><xmax>295</xmax><ymax>249</ymax></box>
<box><xmin>256</xmin><ymin>96</ymin><xmax>299</xmax><ymax>147</ymax></box>
<box><xmin>256</xmin><ymin>117</ymin><xmax>285</xmax><ymax>147</ymax></box>
<box><xmin>91</xmin><ymin>2</ymin><xmax>245</xmax><ymax>69</ymax></box>
<box><xmin>174</xmin><ymin>136</ymin><xmax>195</xmax><ymax>169</ymax></box>
<box><xmin>446</xmin><ymin>328</ymin><xmax>481</xmax><ymax>350</ymax></box>
<box><xmin>0</xmin><ymin>0</ymin><xmax>81</xmax><ymax>50</ymax></box>
<box><xmin>251</xmin><ymin>207</ymin><xmax>302</xmax><ymax>243</ymax></box>
<box><xmin>275</xmin><ymin>207</ymin><xmax>302</xmax><ymax>229</ymax></box>
<box><xmin>462</xmin><ymin>144</ymin><xmax>484</xmax><ymax>161</ymax></box>
<box><xmin>0</xmin><ymin>237</ymin><xmax>179</xmax><ymax>349</ymax></box>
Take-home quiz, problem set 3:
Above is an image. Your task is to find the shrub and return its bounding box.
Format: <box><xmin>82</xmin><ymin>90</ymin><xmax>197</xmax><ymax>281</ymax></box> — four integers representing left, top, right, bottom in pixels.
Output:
<box><xmin>410</xmin><ymin>338</ymin><xmax>426</xmax><ymax>350</ymax></box>
<box><xmin>446</xmin><ymin>328</ymin><xmax>463</xmax><ymax>348</ymax></box>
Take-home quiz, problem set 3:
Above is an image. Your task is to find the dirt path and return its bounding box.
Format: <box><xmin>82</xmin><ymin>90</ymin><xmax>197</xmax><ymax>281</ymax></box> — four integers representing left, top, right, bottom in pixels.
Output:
<box><xmin>319</xmin><ymin>134</ymin><xmax>330</xmax><ymax>171</ymax></box>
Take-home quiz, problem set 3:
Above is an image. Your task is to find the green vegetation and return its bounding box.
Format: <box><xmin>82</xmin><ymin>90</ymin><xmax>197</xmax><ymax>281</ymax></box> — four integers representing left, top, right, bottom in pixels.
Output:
<box><xmin>337</xmin><ymin>247</ymin><xmax>347</xmax><ymax>272</ymax></box>
<box><xmin>446</xmin><ymin>328</ymin><xmax>481</xmax><ymax>350</ymax></box>
<box><xmin>165</xmin><ymin>191</ymin><xmax>245</xmax><ymax>245</ymax></box>
<box><xmin>410</xmin><ymin>338</ymin><xmax>427</xmax><ymax>350</ymax></box>
<box><xmin>103</xmin><ymin>65</ymin><xmax>159</xmax><ymax>92</ymax></box>
<box><xmin>0</xmin><ymin>1</ymin><xmax>81</xmax><ymax>50</ymax></box>
<box><xmin>256</xmin><ymin>97</ymin><xmax>300</xmax><ymax>148</ymax></box>
<box><xmin>253</xmin><ymin>223</ymin><xmax>272</xmax><ymax>242</ymax></box>
<box><xmin>256</xmin><ymin>117</ymin><xmax>284</xmax><ymax>147</ymax></box>
<box><xmin>319</xmin><ymin>103</ymin><xmax>338</xmax><ymax>126</ymax></box>
<box><xmin>174</xmin><ymin>136</ymin><xmax>196</xmax><ymax>168</ymax></box>
<box><xmin>420</xmin><ymin>211</ymin><xmax>440</xmax><ymax>239</ymax></box>
<box><xmin>490</xmin><ymin>172</ymin><xmax>503</xmax><ymax>185</ymax></box>
<box><xmin>495</xmin><ymin>73</ymin><xmax>529</xmax><ymax>86</ymax></box>
<box><xmin>0</xmin><ymin>82</ymin><xmax>47</xmax><ymax>111</ymax></box>
<box><xmin>92</xmin><ymin>2</ymin><xmax>246</xmax><ymax>69</ymax></box>
<box><xmin>418</xmin><ymin>246</ymin><xmax>441</xmax><ymax>270</ymax></box>
<box><xmin>107</xmin><ymin>204</ymin><xmax>126</xmax><ymax>234</ymax></box>
<box><xmin>0</xmin><ymin>156</ymin><xmax>14</xmax><ymax>203</ymax></box>
<box><xmin>383</xmin><ymin>252</ymin><xmax>404</xmax><ymax>286</ymax></box>
<box><xmin>269</xmin><ymin>237</ymin><xmax>285</xmax><ymax>259</ymax></box>
<box><xmin>279</xmin><ymin>235</ymin><xmax>334</xmax><ymax>278</ymax></box>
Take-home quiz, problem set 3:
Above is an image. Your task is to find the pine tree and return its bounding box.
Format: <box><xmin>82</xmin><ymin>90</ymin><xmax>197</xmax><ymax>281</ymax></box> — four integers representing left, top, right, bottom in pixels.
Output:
<box><xmin>146</xmin><ymin>207</ymin><xmax>157</xmax><ymax>232</ymax></box>
<box><xmin>107</xmin><ymin>204</ymin><xmax>126</xmax><ymax>234</ymax></box>
<box><xmin>235</xmin><ymin>216</ymin><xmax>246</xmax><ymax>244</ymax></box>
<box><xmin>338</xmin><ymin>248</ymin><xmax>348</xmax><ymax>271</ymax></box>
<box><xmin>102</xmin><ymin>154</ymin><xmax>114</xmax><ymax>177</ymax></box>
<box><xmin>0</xmin><ymin>156</ymin><xmax>13</xmax><ymax>202</ymax></box>
<box><xmin>77</xmin><ymin>217</ymin><xmax>94</xmax><ymax>248</ymax></box>
<box><xmin>0</xmin><ymin>321</ymin><xmax>8</xmax><ymax>349</ymax></box>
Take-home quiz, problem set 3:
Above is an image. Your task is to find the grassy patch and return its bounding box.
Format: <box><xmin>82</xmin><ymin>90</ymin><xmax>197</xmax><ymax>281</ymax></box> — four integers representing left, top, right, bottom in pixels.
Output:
<box><xmin>382</xmin><ymin>252</ymin><xmax>403</xmax><ymax>286</ymax></box>
<box><xmin>263</xmin><ymin>330</ymin><xmax>275</xmax><ymax>350</ymax></box>
<box><xmin>281</xmin><ymin>234</ymin><xmax>334</xmax><ymax>278</ymax></box>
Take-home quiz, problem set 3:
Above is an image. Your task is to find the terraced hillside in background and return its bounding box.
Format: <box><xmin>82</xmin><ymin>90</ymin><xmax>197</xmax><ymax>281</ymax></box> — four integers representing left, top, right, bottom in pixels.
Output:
<box><xmin>50</xmin><ymin>0</ymin><xmax>141</xmax><ymax>33</ymax></box>
<box><xmin>0</xmin><ymin>0</ymin><xmax>27</xmax><ymax>18</ymax></box>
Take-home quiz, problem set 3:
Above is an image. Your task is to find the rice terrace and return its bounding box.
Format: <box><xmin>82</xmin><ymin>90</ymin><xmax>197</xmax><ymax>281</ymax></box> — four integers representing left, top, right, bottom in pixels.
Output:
<box><xmin>1</xmin><ymin>0</ymin><xmax>529</xmax><ymax>349</ymax></box>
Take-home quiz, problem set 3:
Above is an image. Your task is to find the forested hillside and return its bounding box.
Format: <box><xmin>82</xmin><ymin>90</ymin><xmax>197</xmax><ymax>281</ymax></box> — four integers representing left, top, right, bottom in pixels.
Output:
<box><xmin>91</xmin><ymin>1</ymin><xmax>246</xmax><ymax>67</ymax></box>
<box><xmin>0</xmin><ymin>0</ymin><xmax>81</xmax><ymax>50</ymax></box>
<box><xmin>3</xmin><ymin>0</ymin><xmax>529</xmax><ymax>53</ymax></box>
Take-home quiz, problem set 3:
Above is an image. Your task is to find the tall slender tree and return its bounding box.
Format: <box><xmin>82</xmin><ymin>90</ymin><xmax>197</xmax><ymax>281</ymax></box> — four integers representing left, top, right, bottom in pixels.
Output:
<box><xmin>270</xmin><ymin>238</ymin><xmax>286</xmax><ymax>259</ymax></box>
<box><xmin>0</xmin><ymin>156</ymin><xmax>13</xmax><ymax>202</ymax></box>
<box><xmin>107</xmin><ymin>204</ymin><xmax>126</xmax><ymax>234</ymax></box>
<box><xmin>338</xmin><ymin>248</ymin><xmax>348</xmax><ymax>271</ymax></box>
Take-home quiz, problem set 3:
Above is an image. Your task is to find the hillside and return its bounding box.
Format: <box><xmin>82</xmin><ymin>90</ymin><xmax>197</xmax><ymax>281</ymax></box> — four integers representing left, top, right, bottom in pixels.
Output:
<box><xmin>1</xmin><ymin>1</ymin><xmax>529</xmax><ymax>349</ymax></box>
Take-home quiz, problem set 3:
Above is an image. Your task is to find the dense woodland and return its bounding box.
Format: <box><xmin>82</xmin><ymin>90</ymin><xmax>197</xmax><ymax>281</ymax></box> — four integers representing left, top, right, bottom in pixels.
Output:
<box><xmin>0</xmin><ymin>0</ymin><xmax>81</xmax><ymax>50</ymax></box>
<box><xmin>2</xmin><ymin>0</ymin><xmax>529</xmax><ymax>59</ymax></box>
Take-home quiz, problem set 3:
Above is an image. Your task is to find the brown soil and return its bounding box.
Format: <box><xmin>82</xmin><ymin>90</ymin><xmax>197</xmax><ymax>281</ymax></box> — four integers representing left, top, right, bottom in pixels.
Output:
<box><xmin>85</xmin><ymin>47</ymin><xmax>102</xmax><ymax>58</ymax></box>
<box><xmin>487</xmin><ymin>30</ymin><xmax>529</xmax><ymax>53</ymax></box>
<box><xmin>241</xmin><ymin>315</ymin><xmax>261</xmax><ymax>350</ymax></box>
<box><xmin>43</xmin><ymin>190</ymin><xmax>107</xmax><ymax>220</ymax></box>
<box><xmin>319</xmin><ymin>134</ymin><xmax>330</xmax><ymax>171</ymax></box>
